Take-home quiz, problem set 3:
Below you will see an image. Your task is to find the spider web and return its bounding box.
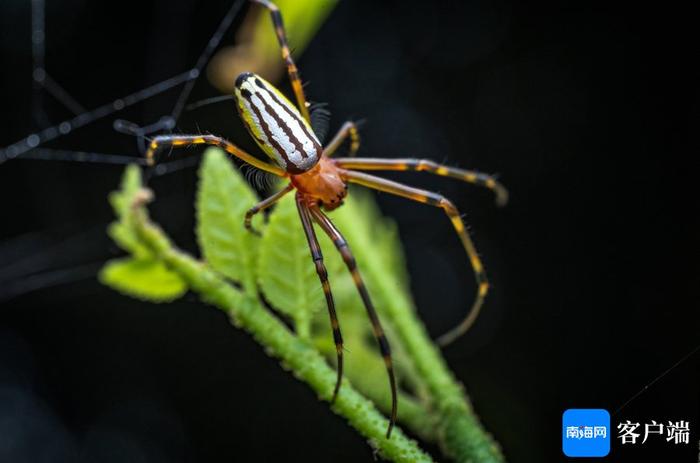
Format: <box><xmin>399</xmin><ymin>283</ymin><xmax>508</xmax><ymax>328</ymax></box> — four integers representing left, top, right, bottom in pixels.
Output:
<box><xmin>0</xmin><ymin>0</ymin><xmax>249</xmax><ymax>300</ymax></box>
<box><xmin>1</xmin><ymin>0</ymin><xmax>246</xmax><ymax>176</ymax></box>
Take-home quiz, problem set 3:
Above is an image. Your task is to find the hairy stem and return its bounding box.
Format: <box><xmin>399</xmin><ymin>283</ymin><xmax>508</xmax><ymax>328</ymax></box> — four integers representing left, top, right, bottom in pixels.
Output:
<box><xmin>375</xmin><ymin>277</ymin><xmax>505</xmax><ymax>462</ymax></box>
<box><xmin>314</xmin><ymin>337</ymin><xmax>438</xmax><ymax>443</ymax></box>
<box><xmin>130</xmin><ymin>206</ymin><xmax>434</xmax><ymax>462</ymax></box>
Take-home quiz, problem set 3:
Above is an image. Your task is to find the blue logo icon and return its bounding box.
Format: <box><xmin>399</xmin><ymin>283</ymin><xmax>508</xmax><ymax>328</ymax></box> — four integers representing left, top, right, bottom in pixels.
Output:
<box><xmin>562</xmin><ymin>409</ymin><xmax>610</xmax><ymax>457</ymax></box>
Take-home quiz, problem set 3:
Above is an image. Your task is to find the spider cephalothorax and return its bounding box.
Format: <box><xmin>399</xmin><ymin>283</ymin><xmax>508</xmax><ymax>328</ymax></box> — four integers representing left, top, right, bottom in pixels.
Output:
<box><xmin>292</xmin><ymin>157</ymin><xmax>348</xmax><ymax>210</ymax></box>
<box><xmin>145</xmin><ymin>0</ymin><xmax>508</xmax><ymax>439</ymax></box>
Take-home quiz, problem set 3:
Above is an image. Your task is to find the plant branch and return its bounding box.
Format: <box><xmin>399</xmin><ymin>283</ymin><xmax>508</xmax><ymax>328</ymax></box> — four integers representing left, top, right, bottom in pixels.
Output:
<box><xmin>314</xmin><ymin>337</ymin><xmax>439</xmax><ymax>443</ymax></box>
<box><xmin>102</xmin><ymin>161</ymin><xmax>506</xmax><ymax>462</ymax></box>
<box><xmin>331</xmin><ymin>193</ymin><xmax>506</xmax><ymax>462</ymax></box>
<box><xmin>129</xmin><ymin>204</ymin><xmax>434</xmax><ymax>462</ymax></box>
<box><xmin>371</xmin><ymin>273</ymin><xmax>504</xmax><ymax>462</ymax></box>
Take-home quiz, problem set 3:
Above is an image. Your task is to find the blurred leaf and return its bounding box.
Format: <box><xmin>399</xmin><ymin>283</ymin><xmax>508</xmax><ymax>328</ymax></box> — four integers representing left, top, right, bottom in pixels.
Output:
<box><xmin>256</xmin><ymin>187</ymin><xmax>413</xmax><ymax>379</ymax></box>
<box><xmin>252</xmin><ymin>0</ymin><xmax>337</xmax><ymax>65</ymax></box>
<box><xmin>106</xmin><ymin>164</ymin><xmax>152</xmax><ymax>259</ymax></box>
<box><xmin>196</xmin><ymin>148</ymin><xmax>261</xmax><ymax>293</ymax></box>
<box><xmin>306</xmin><ymin>189</ymin><xmax>412</xmax><ymax>327</ymax></box>
<box><xmin>101</xmin><ymin>166</ymin><xmax>186</xmax><ymax>302</ymax></box>
<box><xmin>108</xmin><ymin>164</ymin><xmax>141</xmax><ymax>217</ymax></box>
<box><xmin>99</xmin><ymin>257</ymin><xmax>187</xmax><ymax>302</ymax></box>
<box><xmin>257</xmin><ymin>193</ymin><xmax>330</xmax><ymax>336</ymax></box>
<box><xmin>330</xmin><ymin>190</ymin><xmax>411</xmax><ymax>296</ymax></box>
<box><xmin>208</xmin><ymin>0</ymin><xmax>338</xmax><ymax>92</ymax></box>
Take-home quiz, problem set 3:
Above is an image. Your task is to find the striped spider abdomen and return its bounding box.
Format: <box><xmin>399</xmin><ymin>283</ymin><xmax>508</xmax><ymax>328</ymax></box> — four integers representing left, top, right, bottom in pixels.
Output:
<box><xmin>234</xmin><ymin>72</ymin><xmax>321</xmax><ymax>174</ymax></box>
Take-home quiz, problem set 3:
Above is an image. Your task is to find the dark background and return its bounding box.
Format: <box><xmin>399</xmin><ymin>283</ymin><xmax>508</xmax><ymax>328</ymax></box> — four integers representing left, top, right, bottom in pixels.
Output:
<box><xmin>0</xmin><ymin>0</ymin><xmax>698</xmax><ymax>461</ymax></box>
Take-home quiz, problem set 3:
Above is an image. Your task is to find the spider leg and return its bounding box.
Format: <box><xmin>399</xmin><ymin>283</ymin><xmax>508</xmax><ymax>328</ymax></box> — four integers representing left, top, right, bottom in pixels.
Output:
<box><xmin>251</xmin><ymin>0</ymin><xmax>311</xmax><ymax>123</ymax></box>
<box><xmin>145</xmin><ymin>134</ymin><xmax>285</xmax><ymax>176</ymax></box>
<box><xmin>336</xmin><ymin>158</ymin><xmax>508</xmax><ymax>206</ymax></box>
<box><xmin>323</xmin><ymin>121</ymin><xmax>361</xmax><ymax>158</ymax></box>
<box><xmin>244</xmin><ymin>183</ymin><xmax>295</xmax><ymax>235</ymax></box>
<box><xmin>308</xmin><ymin>205</ymin><xmax>398</xmax><ymax>439</ymax></box>
<box><xmin>295</xmin><ymin>194</ymin><xmax>344</xmax><ymax>403</ymax></box>
<box><xmin>341</xmin><ymin>169</ymin><xmax>488</xmax><ymax>347</ymax></box>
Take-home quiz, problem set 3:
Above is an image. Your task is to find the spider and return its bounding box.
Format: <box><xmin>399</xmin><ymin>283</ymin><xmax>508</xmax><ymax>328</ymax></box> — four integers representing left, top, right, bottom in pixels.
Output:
<box><xmin>145</xmin><ymin>0</ymin><xmax>508</xmax><ymax>438</ymax></box>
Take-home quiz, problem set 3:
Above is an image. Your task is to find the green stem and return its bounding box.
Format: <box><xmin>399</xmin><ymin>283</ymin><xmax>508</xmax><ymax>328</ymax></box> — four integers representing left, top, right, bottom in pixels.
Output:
<box><xmin>375</xmin><ymin>276</ymin><xmax>505</xmax><ymax>462</ymax></box>
<box><xmin>330</xmin><ymin>190</ymin><xmax>505</xmax><ymax>462</ymax></box>
<box><xmin>351</xmin><ymin>370</ymin><xmax>439</xmax><ymax>444</ymax></box>
<box><xmin>314</xmin><ymin>337</ymin><xmax>438</xmax><ymax>443</ymax></box>
<box><xmin>132</xmin><ymin>207</ymin><xmax>434</xmax><ymax>463</ymax></box>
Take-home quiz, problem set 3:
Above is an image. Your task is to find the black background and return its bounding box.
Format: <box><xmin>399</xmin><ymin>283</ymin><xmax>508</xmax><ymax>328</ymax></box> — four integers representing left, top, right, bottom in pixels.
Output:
<box><xmin>0</xmin><ymin>0</ymin><xmax>698</xmax><ymax>461</ymax></box>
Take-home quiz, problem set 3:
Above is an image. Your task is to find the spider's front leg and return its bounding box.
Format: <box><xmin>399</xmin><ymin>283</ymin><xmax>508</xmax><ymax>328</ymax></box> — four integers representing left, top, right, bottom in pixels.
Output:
<box><xmin>244</xmin><ymin>183</ymin><xmax>295</xmax><ymax>235</ymax></box>
<box><xmin>251</xmin><ymin>0</ymin><xmax>311</xmax><ymax>122</ymax></box>
<box><xmin>145</xmin><ymin>134</ymin><xmax>285</xmax><ymax>176</ymax></box>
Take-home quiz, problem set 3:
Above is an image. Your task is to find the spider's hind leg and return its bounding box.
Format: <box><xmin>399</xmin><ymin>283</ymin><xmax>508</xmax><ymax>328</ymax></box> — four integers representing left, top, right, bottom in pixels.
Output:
<box><xmin>309</xmin><ymin>205</ymin><xmax>398</xmax><ymax>439</ymax></box>
<box><xmin>296</xmin><ymin>194</ymin><xmax>344</xmax><ymax>403</ymax></box>
<box><xmin>342</xmin><ymin>169</ymin><xmax>489</xmax><ymax>347</ymax></box>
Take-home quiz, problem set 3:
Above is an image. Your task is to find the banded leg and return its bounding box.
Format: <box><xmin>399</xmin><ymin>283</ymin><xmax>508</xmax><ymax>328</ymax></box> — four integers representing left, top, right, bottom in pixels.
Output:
<box><xmin>251</xmin><ymin>0</ymin><xmax>311</xmax><ymax>123</ymax></box>
<box><xmin>145</xmin><ymin>134</ymin><xmax>285</xmax><ymax>176</ymax></box>
<box><xmin>309</xmin><ymin>206</ymin><xmax>398</xmax><ymax>439</ymax></box>
<box><xmin>336</xmin><ymin>157</ymin><xmax>509</xmax><ymax>206</ymax></box>
<box><xmin>244</xmin><ymin>183</ymin><xmax>295</xmax><ymax>235</ymax></box>
<box><xmin>295</xmin><ymin>194</ymin><xmax>344</xmax><ymax>403</ymax></box>
<box><xmin>342</xmin><ymin>169</ymin><xmax>488</xmax><ymax>347</ymax></box>
<box><xmin>323</xmin><ymin>121</ymin><xmax>361</xmax><ymax>158</ymax></box>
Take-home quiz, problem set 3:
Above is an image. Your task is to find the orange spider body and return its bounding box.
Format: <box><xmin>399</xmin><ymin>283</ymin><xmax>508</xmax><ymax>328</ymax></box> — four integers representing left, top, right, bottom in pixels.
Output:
<box><xmin>291</xmin><ymin>157</ymin><xmax>347</xmax><ymax>210</ymax></box>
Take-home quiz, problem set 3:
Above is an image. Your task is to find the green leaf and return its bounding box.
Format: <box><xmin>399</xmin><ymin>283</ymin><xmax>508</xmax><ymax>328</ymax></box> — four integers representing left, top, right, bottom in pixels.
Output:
<box><xmin>99</xmin><ymin>257</ymin><xmax>187</xmax><ymax>302</ymax></box>
<box><xmin>330</xmin><ymin>190</ymin><xmax>410</xmax><ymax>295</ymax></box>
<box><xmin>107</xmin><ymin>165</ymin><xmax>152</xmax><ymax>258</ymax></box>
<box><xmin>255</xmin><ymin>187</ymin><xmax>409</xmax><ymax>341</ymax></box>
<box><xmin>321</xmin><ymin>189</ymin><xmax>414</xmax><ymax>344</ymax></box>
<box><xmin>296</xmin><ymin>189</ymin><xmax>412</xmax><ymax>326</ymax></box>
<box><xmin>257</xmin><ymin>194</ymin><xmax>327</xmax><ymax>335</ymax></box>
<box><xmin>108</xmin><ymin>164</ymin><xmax>142</xmax><ymax>217</ymax></box>
<box><xmin>196</xmin><ymin>148</ymin><xmax>261</xmax><ymax>293</ymax></box>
